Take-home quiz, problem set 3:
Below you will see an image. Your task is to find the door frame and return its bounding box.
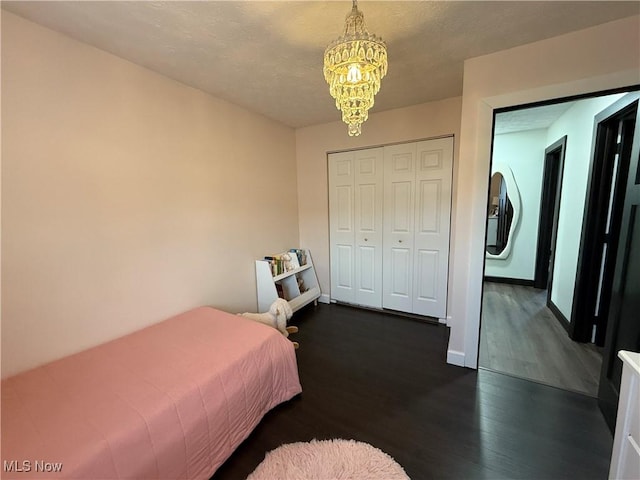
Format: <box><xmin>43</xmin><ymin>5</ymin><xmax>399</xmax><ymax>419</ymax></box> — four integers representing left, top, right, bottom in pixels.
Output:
<box><xmin>534</xmin><ymin>136</ymin><xmax>567</xmax><ymax>291</ymax></box>
<box><xmin>570</xmin><ymin>94</ymin><xmax>639</xmax><ymax>344</ymax></box>
<box><xmin>597</xmin><ymin>94</ymin><xmax>640</xmax><ymax>431</ymax></box>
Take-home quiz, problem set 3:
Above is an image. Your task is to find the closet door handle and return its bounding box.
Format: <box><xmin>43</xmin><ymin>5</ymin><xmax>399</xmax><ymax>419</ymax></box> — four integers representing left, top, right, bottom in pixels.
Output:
<box><xmin>398</xmin><ymin>240</ymin><xmax>403</xmax><ymax>243</ymax></box>
<box><xmin>364</xmin><ymin>238</ymin><xmax>368</xmax><ymax>242</ymax></box>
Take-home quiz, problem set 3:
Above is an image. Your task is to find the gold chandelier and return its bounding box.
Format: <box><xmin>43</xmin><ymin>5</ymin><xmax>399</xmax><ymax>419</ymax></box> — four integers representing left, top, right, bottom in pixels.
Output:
<box><xmin>323</xmin><ymin>0</ymin><xmax>388</xmax><ymax>136</ymax></box>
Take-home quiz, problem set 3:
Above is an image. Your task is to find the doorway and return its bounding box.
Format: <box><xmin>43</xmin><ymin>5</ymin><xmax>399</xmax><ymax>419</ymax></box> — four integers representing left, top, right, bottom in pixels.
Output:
<box><xmin>479</xmin><ymin>91</ymin><xmax>636</xmax><ymax>396</ymax></box>
<box><xmin>590</xmin><ymin>93</ymin><xmax>640</xmax><ymax>432</ymax></box>
<box><xmin>571</xmin><ymin>95</ymin><xmax>639</xmax><ymax>348</ymax></box>
<box><xmin>533</xmin><ymin>136</ymin><xmax>566</xmax><ymax>291</ymax></box>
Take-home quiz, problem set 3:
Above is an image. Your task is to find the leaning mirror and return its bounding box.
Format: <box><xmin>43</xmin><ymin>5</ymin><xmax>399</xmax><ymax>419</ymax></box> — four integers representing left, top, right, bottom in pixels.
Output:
<box><xmin>485</xmin><ymin>164</ymin><xmax>521</xmax><ymax>260</ymax></box>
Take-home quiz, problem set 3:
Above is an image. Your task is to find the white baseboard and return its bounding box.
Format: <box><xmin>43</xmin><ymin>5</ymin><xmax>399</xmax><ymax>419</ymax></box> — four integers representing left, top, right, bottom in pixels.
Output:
<box><xmin>318</xmin><ymin>294</ymin><xmax>331</xmax><ymax>304</ymax></box>
<box><xmin>447</xmin><ymin>349</ymin><xmax>465</xmax><ymax>367</ymax></box>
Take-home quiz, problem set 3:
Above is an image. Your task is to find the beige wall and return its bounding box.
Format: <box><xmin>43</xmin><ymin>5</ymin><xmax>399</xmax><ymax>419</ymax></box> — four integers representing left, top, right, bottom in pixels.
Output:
<box><xmin>296</xmin><ymin>97</ymin><xmax>462</xmax><ymax>313</ymax></box>
<box><xmin>1</xmin><ymin>12</ymin><xmax>298</xmax><ymax>378</ymax></box>
<box><xmin>450</xmin><ymin>15</ymin><xmax>640</xmax><ymax>368</ymax></box>
<box><xmin>3</xmin><ymin>11</ymin><xmax>639</xmax><ymax>378</ymax></box>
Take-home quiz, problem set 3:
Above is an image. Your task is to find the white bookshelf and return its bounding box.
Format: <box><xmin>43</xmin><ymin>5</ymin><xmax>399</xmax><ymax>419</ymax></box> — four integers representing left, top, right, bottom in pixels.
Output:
<box><xmin>255</xmin><ymin>249</ymin><xmax>321</xmax><ymax>313</ymax></box>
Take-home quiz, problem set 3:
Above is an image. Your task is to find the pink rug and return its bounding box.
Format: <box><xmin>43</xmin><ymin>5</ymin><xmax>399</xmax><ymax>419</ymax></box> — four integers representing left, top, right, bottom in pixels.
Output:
<box><xmin>247</xmin><ymin>439</ymin><xmax>410</xmax><ymax>479</ymax></box>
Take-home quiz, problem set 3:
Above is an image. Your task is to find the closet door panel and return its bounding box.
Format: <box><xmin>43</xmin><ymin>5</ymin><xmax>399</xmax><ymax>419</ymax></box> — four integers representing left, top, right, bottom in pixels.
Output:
<box><xmin>413</xmin><ymin>137</ymin><xmax>454</xmax><ymax>318</ymax></box>
<box><xmin>330</xmin><ymin>148</ymin><xmax>383</xmax><ymax>308</ymax></box>
<box><xmin>391</xmin><ymin>182</ymin><xmax>413</xmax><ymax>232</ymax></box>
<box><xmin>383</xmin><ymin>143</ymin><xmax>416</xmax><ymax>313</ymax></box>
<box><xmin>416</xmin><ymin>249</ymin><xmax>439</xmax><ymax>301</ymax></box>
<box><xmin>389</xmin><ymin>246</ymin><xmax>412</xmax><ymax>301</ymax></box>
<box><xmin>358</xmin><ymin>246</ymin><xmax>377</xmax><ymax>293</ymax></box>
<box><xmin>329</xmin><ymin>152</ymin><xmax>356</xmax><ymax>304</ymax></box>
<box><xmin>357</xmin><ymin>184</ymin><xmax>376</xmax><ymax>231</ymax></box>
<box><xmin>418</xmin><ymin>180</ymin><xmax>442</xmax><ymax>233</ymax></box>
<box><xmin>335</xmin><ymin>186</ymin><xmax>353</xmax><ymax>229</ymax></box>
<box><xmin>354</xmin><ymin>148</ymin><xmax>384</xmax><ymax>308</ymax></box>
<box><xmin>356</xmin><ymin>183</ymin><xmax>376</xmax><ymax>296</ymax></box>
<box><xmin>335</xmin><ymin>244</ymin><xmax>355</xmax><ymax>291</ymax></box>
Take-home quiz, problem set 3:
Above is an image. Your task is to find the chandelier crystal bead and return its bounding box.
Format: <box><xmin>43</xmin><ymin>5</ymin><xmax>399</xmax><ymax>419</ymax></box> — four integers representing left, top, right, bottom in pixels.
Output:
<box><xmin>323</xmin><ymin>0</ymin><xmax>388</xmax><ymax>136</ymax></box>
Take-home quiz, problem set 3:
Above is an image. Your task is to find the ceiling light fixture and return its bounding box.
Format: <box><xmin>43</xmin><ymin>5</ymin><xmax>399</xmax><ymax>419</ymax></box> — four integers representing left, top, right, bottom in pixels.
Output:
<box><xmin>323</xmin><ymin>0</ymin><xmax>388</xmax><ymax>136</ymax></box>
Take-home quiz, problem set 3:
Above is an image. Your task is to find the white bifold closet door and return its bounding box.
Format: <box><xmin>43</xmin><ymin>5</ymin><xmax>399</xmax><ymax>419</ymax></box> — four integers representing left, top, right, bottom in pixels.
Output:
<box><xmin>383</xmin><ymin>137</ymin><xmax>453</xmax><ymax>318</ymax></box>
<box><xmin>328</xmin><ymin>147</ymin><xmax>384</xmax><ymax>308</ymax></box>
<box><xmin>329</xmin><ymin>137</ymin><xmax>453</xmax><ymax>320</ymax></box>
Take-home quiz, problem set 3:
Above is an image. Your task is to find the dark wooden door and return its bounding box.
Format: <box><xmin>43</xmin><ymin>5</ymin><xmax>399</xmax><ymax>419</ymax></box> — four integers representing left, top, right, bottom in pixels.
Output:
<box><xmin>534</xmin><ymin>136</ymin><xmax>566</xmax><ymax>290</ymax></box>
<box><xmin>572</xmin><ymin>94</ymin><xmax>638</xmax><ymax>346</ymax></box>
<box><xmin>598</xmin><ymin>98</ymin><xmax>640</xmax><ymax>432</ymax></box>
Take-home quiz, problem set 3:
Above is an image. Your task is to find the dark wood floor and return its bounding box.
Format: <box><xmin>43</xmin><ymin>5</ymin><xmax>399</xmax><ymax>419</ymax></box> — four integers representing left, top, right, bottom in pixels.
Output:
<box><xmin>479</xmin><ymin>282</ymin><xmax>602</xmax><ymax>396</ymax></box>
<box><xmin>213</xmin><ymin>303</ymin><xmax>612</xmax><ymax>480</ymax></box>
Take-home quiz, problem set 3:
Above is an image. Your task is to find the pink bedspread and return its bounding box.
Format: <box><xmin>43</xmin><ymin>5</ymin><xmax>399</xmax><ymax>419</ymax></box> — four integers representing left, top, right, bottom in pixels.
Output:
<box><xmin>1</xmin><ymin>307</ymin><xmax>302</xmax><ymax>479</ymax></box>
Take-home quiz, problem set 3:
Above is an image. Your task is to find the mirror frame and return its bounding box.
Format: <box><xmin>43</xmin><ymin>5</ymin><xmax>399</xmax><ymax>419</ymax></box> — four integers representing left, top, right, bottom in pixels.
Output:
<box><xmin>485</xmin><ymin>163</ymin><xmax>521</xmax><ymax>260</ymax></box>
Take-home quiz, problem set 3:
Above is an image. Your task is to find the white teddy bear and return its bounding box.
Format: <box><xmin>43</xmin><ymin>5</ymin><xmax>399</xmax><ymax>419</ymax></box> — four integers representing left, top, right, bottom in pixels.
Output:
<box><xmin>239</xmin><ymin>298</ymin><xmax>299</xmax><ymax>348</ymax></box>
<box><xmin>282</xmin><ymin>252</ymin><xmax>295</xmax><ymax>272</ymax></box>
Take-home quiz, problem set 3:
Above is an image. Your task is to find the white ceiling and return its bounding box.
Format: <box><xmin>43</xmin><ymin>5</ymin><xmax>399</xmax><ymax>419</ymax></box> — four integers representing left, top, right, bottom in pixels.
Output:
<box><xmin>494</xmin><ymin>102</ymin><xmax>577</xmax><ymax>135</ymax></box>
<box><xmin>3</xmin><ymin>1</ymin><xmax>639</xmax><ymax>129</ymax></box>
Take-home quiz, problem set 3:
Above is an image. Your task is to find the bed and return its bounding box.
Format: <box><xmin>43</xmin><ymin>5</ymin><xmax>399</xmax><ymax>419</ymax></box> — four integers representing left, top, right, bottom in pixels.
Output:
<box><xmin>1</xmin><ymin>307</ymin><xmax>302</xmax><ymax>479</ymax></box>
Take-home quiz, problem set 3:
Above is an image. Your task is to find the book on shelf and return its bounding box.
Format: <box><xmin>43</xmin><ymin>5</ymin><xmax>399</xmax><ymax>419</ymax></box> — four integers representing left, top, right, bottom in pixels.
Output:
<box><xmin>289</xmin><ymin>249</ymin><xmax>307</xmax><ymax>267</ymax></box>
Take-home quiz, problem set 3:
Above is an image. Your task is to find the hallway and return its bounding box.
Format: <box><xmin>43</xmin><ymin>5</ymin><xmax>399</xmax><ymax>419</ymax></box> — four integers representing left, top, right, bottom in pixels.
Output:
<box><xmin>479</xmin><ymin>282</ymin><xmax>602</xmax><ymax>396</ymax></box>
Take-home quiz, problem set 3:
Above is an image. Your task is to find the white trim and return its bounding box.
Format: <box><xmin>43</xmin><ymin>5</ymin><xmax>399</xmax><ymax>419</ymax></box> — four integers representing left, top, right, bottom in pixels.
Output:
<box><xmin>446</xmin><ymin>350</ymin><xmax>466</xmax><ymax>367</ymax></box>
<box><xmin>319</xmin><ymin>294</ymin><xmax>331</xmax><ymax>304</ymax></box>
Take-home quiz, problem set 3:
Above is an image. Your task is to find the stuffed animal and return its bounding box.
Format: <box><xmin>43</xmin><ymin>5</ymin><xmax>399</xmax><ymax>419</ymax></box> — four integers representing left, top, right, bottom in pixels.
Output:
<box><xmin>239</xmin><ymin>298</ymin><xmax>300</xmax><ymax>348</ymax></box>
<box><xmin>282</xmin><ymin>252</ymin><xmax>295</xmax><ymax>272</ymax></box>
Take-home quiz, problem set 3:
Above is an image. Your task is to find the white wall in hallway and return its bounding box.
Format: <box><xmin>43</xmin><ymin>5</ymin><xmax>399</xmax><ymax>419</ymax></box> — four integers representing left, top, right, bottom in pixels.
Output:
<box><xmin>485</xmin><ymin>129</ymin><xmax>547</xmax><ymax>280</ymax></box>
